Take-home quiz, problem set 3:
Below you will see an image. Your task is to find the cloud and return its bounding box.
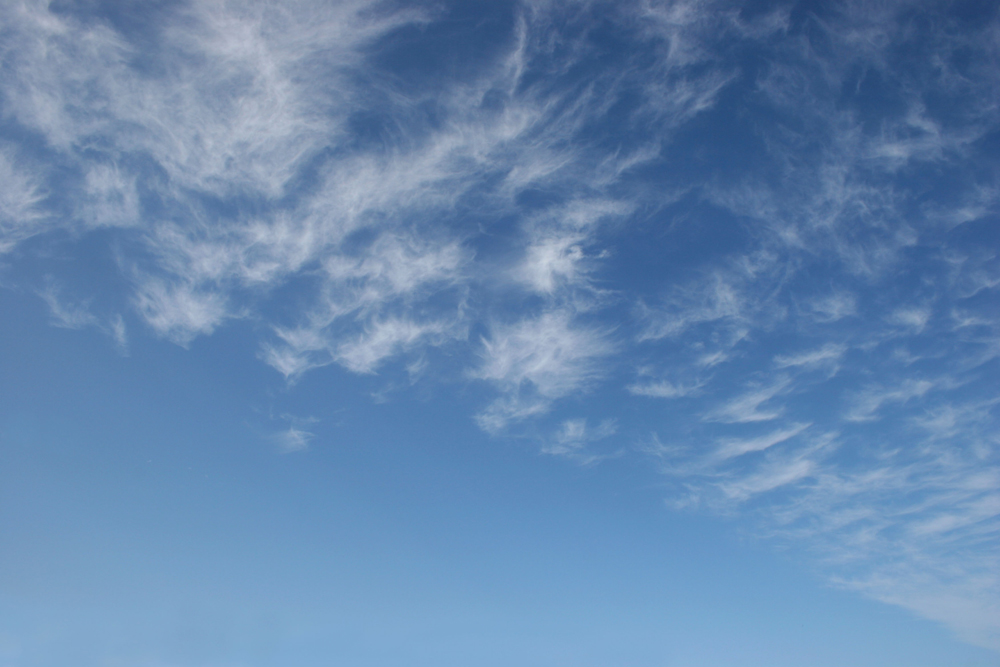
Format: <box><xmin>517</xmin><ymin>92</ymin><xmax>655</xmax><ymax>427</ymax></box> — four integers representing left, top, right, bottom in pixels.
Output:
<box><xmin>853</xmin><ymin>572</ymin><xmax>1000</xmax><ymax>653</ymax></box>
<box><xmin>260</xmin><ymin>234</ymin><xmax>469</xmax><ymax>378</ymax></box>
<box><xmin>717</xmin><ymin>455</ymin><xmax>816</xmax><ymax>502</ymax></box>
<box><xmin>0</xmin><ymin>0</ymin><xmax>731</xmax><ymax>361</ymax></box>
<box><xmin>712</xmin><ymin>422</ymin><xmax>811</xmax><ymax>461</ymax></box>
<box><xmin>703</xmin><ymin>377</ymin><xmax>791</xmax><ymax>423</ymax></box>
<box><xmin>81</xmin><ymin>163</ymin><xmax>140</xmax><ymax>229</ymax></box>
<box><xmin>334</xmin><ymin>317</ymin><xmax>458</xmax><ymax>375</ymax></box>
<box><xmin>627</xmin><ymin>378</ymin><xmax>704</xmax><ymax>398</ymax></box>
<box><xmin>0</xmin><ymin>0</ymin><xmax>438</xmax><ymax>341</ymax></box>
<box><xmin>473</xmin><ymin>310</ymin><xmax>614</xmax><ymax>432</ymax></box>
<box><xmin>2</xmin><ymin>0</ymin><xmax>999</xmax><ymax>653</ymax></box>
<box><xmin>773</xmin><ymin>343</ymin><xmax>846</xmax><ymax>370</ymax></box>
<box><xmin>109</xmin><ymin>315</ymin><xmax>128</xmax><ymax>352</ymax></box>
<box><xmin>806</xmin><ymin>291</ymin><xmax>857</xmax><ymax>323</ymax></box>
<box><xmin>40</xmin><ymin>286</ymin><xmax>100</xmax><ymax>330</ymax></box>
<box><xmin>542</xmin><ymin>418</ymin><xmax>618</xmax><ymax>464</ymax></box>
<box><xmin>768</xmin><ymin>426</ymin><xmax>1000</xmax><ymax>649</ymax></box>
<box><xmin>2</xmin><ymin>0</ymin><xmax>421</xmax><ymax>199</ymax></box>
<box><xmin>887</xmin><ymin>306</ymin><xmax>932</xmax><ymax>333</ymax></box>
<box><xmin>0</xmin><ymin>147</ymin><xmax>46</xmax><ymax>253</ymax></box>
<box><xmin>518</xmin><ymin>233</ymin><xmax>587</xmax><ymax>295</ymax></box>
<box><xmin>638</xmin><ymin>272</ymin><xmax>744</xmax><ymax>341</ymax></box>
<box><xmin>275</xmin><ymin>427</ymin><xmax>313</xmax><ymax>453</ymax></box>
<box><xmin>39</xmin><ymin>283</ymin><xmax>129</xmax><ymax>352</ymax></box>
<box><xmin>844</xmin><ymin>379</ymin><xmax>935</xmax><ymax>422</ymax></box>
<box><xmin>132</xmin><ymin>279</ymin><xmax>230</xmax><ymax>346</ymax></box>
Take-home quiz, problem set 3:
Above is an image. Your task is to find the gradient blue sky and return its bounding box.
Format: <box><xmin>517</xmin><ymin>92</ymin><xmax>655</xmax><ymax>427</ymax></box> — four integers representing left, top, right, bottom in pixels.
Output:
<box><xmin>1</xmin><ymin>0</ymin><xmax>999</xmax><ymax>665</ymax></box>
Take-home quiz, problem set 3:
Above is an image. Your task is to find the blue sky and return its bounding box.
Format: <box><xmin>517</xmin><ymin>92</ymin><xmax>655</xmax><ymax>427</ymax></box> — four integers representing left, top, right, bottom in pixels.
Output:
<box><xmin>1</xmin><ymin>0</ymin><xmax>999</xmax><ymax>665</ymax></box>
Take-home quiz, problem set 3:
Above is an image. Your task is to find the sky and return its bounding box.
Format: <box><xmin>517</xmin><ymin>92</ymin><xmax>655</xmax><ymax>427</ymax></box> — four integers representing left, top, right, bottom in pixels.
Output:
<box><xmin>0</xmin><ymin>0</ymin><xmax>998</xmax><ymax>665</ymax></box>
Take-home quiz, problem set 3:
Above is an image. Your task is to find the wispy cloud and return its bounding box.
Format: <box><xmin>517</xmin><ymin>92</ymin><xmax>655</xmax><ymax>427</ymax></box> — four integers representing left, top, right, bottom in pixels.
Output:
<box><xmin>274</xmin><ymin>426</ymin><xmax>314</xmax><ymax>454</ymax></box>
<box><xmin>40</xmin><ymin>286</ymin><xmax>100</xmax><ymax>330</ymax></box>
<box><xmin>806</xmin><ymin>291</ymin><xmax>857</xmax><ymax>323</ymax></box>
<box><xmin>334</xmin><ymin>317</ymin><xmax>459</xmax><ymax>375</ymax></box>
<box><xmin>844</xmin><ymin>379</ymin><xmax>934</xmax><ymax>422</ymax></box>
<box><xmin>638</xmin><ymin>272</ymin><xmax>745</xmax><ymax>341</ymax></box>
<box><xmin>703</xmin><ymin>377</ymin><xmax>790</xmax><ymax>423</ymax></box>
<box><xmin>773</xmin><ymin>343</ymin><xmax>846</xmax><ymax>370</ymax></box>
<box><xmin>542</xmin><ymin>418</ymin><xmax>618</xmax><ymax>464</ymax></box>
<box><xmin>887</xmin><ymin>306</ymin><xmax>932</xmax><ymax>333</ymax></box>
<box><xmin>39</xmin><ymin>283</ymin><xmax>128</xmax><ymax>352</ymax></box>
<box><xmin>473</xmin><ymin>310</ymin><xmax>614</xmax><ymax>433</ymax></box>
<box><xmin>132</xmin><ymin>279</ymin><xmax>229</xmax><ymax>346</ymax></box>
<box><xmin>0</xmin><ymin>147</ymin><xmax>46</xmax><ymax>253</ymax></box>
<box><xmin>712</xmin><ymin>422</ymin><xmax>811</xmax><ymax>461</ymax></box>
<box><xmin>627</xmin><ymin>378</ymin><xmax>704</xmax><ymax>398</ymax></box>
<box><xmin>2</xmin><ymin>0</ymin><xmax>999</xmax><ymax>652</ymax></box>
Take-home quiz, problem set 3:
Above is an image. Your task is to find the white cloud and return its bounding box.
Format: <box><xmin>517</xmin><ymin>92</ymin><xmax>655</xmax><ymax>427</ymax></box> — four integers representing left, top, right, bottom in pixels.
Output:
<box><xmin>845</xmin><ymin>379</ymin><xmax>934</xmax><ymax>422</ymax></box>
<box><xmin>334</xmin><ymin>317</ymin><xmax>458</xmax><ymax>375</ymax></box>
<box><xmin>542</xmin><ymin>418</ymin><xmax>618</xmax><ymax>464</ymax></box>
<box><xmin>703</xmin><ymin>377</ymin><xmax>790</xmax><ymax>423</ymax></box>
<box><xmin>2</xmin><ymin>0</ymin><xmax>999</xmax><ymax>652</ymax></box>
<box><xmin>774</xmin><ymin>343</ymin><xmax>846</xmax><ymax>370</ymax></box>
<box><xmin>81</xmin><ymin>163</ymin><xmax>140</xmax><ymax>228</ymax></box>
<box><xmin>260</xmin><ymin>234</ymin><xmax>469</xmax><ymax>378</ymax></box>
<box><xmin>275</xmin><ymin>426</ymin><xmax>313</xmax><ymax>453</ymax></box>
<box><xmin>712</xmin><ymin>422</ymin><xmax>811</xmax><ymax>461</ymax></box>
<box><xmin>807</xmin><ymin>291</ymin><xmax>857</xmax><ymax>322</ymax></box>
<box><xmin>717</xmin><ymin>456</ymin><xmax>816</xmax><ymax>502</ymax></box>
<box><xmin>627</xmin><ymin>379</ymin><xmax>704</xmax><ymax>398</ymax></box>
<box><xmin>110</xmin><ymin>314</ymin><xmax>128</xmax><ymax>352</ymax></box>
<box><xmin>40</xmin><ymin>286</ymin><xmax>100</xmax><ymax>330</ymax></box>
<box><xmin>0</xmin><ymin>147</ymin><xmax>46</xmax><ymax>253</ymax></box>
<box><xmin>0</xmin><ymin>0</ymin><xmax>733</xmax><ymax>363</ymax></box>
<box><xmin>639</xmin><ymin>272</ymin><xmax>744</xmax><ymax>341</ymax></box>
<box><xmin>473</xmin><ymin>310</ymin><xmax>614</xmax><ymax>432</ymax></box>
<box><xmin>39</xmin><ymin>284</ymin><xmax>129</xmax><ymax>352</ymax></box>
<box><xmin>518</xmin><ymin>234</ymin><xmax>587</xmax><ymax>294</ymax></box>
<box><xmin>887</xmin><ymin>306</ymin><xmax>932</xmax><ymax>332</ymax></box>
<box><xmin>2</xmin><ymin>0</ymin><xmax>421</xmax><ymax>199</ymax></box>
<box><xmin>132</xmin><ymin>279</ymin><xmax>230</xmax><ymax>346</ymax></box>
<box><xmin>855</xmin><ymin>574</ymin><xmax>1000</xmax><ymax>653</ymax></box>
